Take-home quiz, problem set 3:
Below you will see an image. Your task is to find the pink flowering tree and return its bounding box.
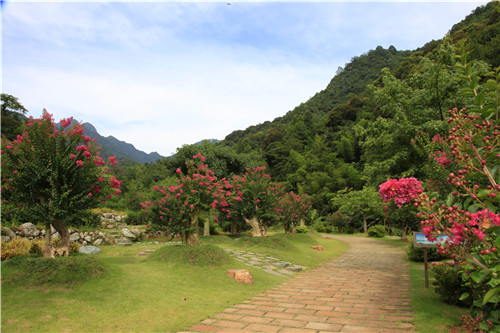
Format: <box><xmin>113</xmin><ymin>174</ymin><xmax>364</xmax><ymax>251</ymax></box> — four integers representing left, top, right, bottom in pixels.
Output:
<box><xmin>276</xmin><ymin>191</ymin><xmax>312</xmax><ymax>234</ymax></box>
<box><xmin>219</xmin><ymin>166</ymin><xmax>281</xmax><ymax>237</ymax></box>
<box><xmin>380</xmin><ymin>107</ymin><xmax>499</xmax><ymax>330</ymax></box>
<box><xmin>142</xmin><ymin>154</ymin><xmax>227</xmax><ymax>246</ymax></box>
<box><xmin>1</xmin><ymin>112</ymin><xmax>121</xmax><ymax>257</ymax></box>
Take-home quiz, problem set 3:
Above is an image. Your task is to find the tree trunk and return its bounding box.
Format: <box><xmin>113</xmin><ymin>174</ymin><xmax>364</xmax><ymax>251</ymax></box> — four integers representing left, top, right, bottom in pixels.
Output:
<box><xmin>42</xmin><ymin>222</ymin><xmax>55</xmax><ymax>258</ymax></box>
<box><xmin>51</xmin><ymin>220</ymin><xmax>70</xmax><ymax>257</ymax></box>
<box><xmin>230</xmin><ymin>220</ymin><xmax>238</xmax><ymax>235</ymax></box>
<box><xmin>362</xmin><ymin>213</ymin><xmax>368</xmax><ymax>234</ymax></box>
<box><xmin>401</xmin><ymin>224</ymin><xmax>409</xmax><ymax>241</ymax></box>
<box><xmin>203</xmin><ymin>218</ymin><xmax>210</xmax><ymax>237</ymax></box>
<box><xmin>185</xmin><ymin>208</ymin><xmax>201</xmax><ymax>246</ymax></box>
<box><xmin>244</xmin><ymin>217</ymin><xmax>266</xmax><ymax>237</ymax></box>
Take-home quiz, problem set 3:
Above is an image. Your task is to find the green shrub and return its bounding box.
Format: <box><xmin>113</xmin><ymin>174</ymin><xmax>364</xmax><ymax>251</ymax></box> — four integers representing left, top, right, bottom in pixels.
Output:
<box><xmin>431</xmin><ymin>264</ymin><xmax>472</xmax><ymax>307</ymax></box>
<box><xmin>368</xmin><ymin>225</ymin><xmax>387</xmax><ymax>238</ymax></box>
<box><xmin>406</xmin><ymin>239</ymin><xmax>450</xmax><ymax>262</ymax></box>
<box><xmin>346</xmin><ymin>226</ymin><xmax>356</xmax><ymax>234</ymax></box>
<box><xmin>125</xmin><ymin>211</ymin><xmax>149</xmax><ymax>226</ymax></box>
<box><xmin>296</xmin><ymin>226</ymin><xmax>308</xmax><ymax>233</ymax></box>
<box><xmin>314</xmin><ymin>223</ymin><xmax>326</xmax><ymax>233</ymax></box>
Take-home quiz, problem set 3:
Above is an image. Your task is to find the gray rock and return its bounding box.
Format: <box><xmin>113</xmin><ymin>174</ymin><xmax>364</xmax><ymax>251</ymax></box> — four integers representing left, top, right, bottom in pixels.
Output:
<box><xmin>130</xmin><ymin>228</ymin><xmax>142</xmax><ymax>236</ymax></box>
<box><xmin>93</xmin><ymin>238</ymin><xmax>103</xmax><ymax>246</ymax></box>
<box><xmin>273</xmin><ymin>262</ymin><xmax>290</xmax><ymax>268</ymax></box>
<box><xmin>262</xmin><ymin>269</ymin><xmax>286</xmax><ymax>277</ymax></box>
<box><xmin>116</xmin><ymin>238</ymin><xmax>132</xmax><ymax>246</ymax></box>
<box><xmin>70</xmin><ymin>233</ymin><xmax>81</xmax><ymax>241</ymax></box>
<box><xmin>79</xmin><ymin>245</ymin><xmax>101</xmax><ymax>255</ymax></box>
<box><xmin>285</xmin><ymin>265</ymin><xmax>304</xmax><ymax>272</ymax></box>
<box><xmin>84</xmin><ymin>236</ymin><xmax>92</xmax><ymax>242</ymax></box>
<box><xmin>52</xmin><ymin>232</ymin><xmax>61</xmax><ymax>241</ymax></box>
<box><xmin>21</xmin><ymin>222</ymin><xmax>39</xmax><ymax>237</ymax></box>
<box><xmin>121</xmin><ymin>228</ymin><xmax>136</xmax><ymax>240</ymax></box>
<box><xmin>2</xmin><ymin>227</ymin><xmax>16</xmax><ymax>239</ymax></box>
<box><xmin>2</xmin><ymin>235</ymin><xmax>11</xmax><ymax>242</ymax></box>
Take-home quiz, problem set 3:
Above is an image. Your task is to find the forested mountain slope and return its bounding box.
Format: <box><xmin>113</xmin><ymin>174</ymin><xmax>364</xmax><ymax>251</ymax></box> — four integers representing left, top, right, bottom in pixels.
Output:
<box><xmin>219</xmin><ymin>1</ymin><xmax>499</xmax><ymax>214</ymax></box>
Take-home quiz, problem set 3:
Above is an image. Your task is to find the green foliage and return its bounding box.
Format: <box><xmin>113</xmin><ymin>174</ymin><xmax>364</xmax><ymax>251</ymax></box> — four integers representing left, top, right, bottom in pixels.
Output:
<box><xmin>331</xmin><ymin>186</ymin><xmax>384</xmax><ymax>233</ymax></box>
<box><xmin>367</xmin><ymin>225</ymin><xmax>387</xmax><ymax>238</ymax></box>
<box><xmin>295</xmin><ymin>226</ymin><xmax>308</xmax><ymax>233</ymax></box>
<box><xmin>431</xmin><ymin>264</ymin><xmax>472</xmax><ymax>307</ymax></box>
<box><xmin>149</xmin><ymin>245</ymin><xmax>230</xmax><ymax>266</ymax></box>
<box><xmin>1</xmin><ymin>254</ymin><xmax>107</xmax><ymax>287</ymax></box>
<box><xmin>1</xmin><ymin>93</ymin><xmax>28</xmax><ymax>140</ymax></box>
<box><xmin>125</xmin><ymin>210</ymin><xmax>150</xmax><ymax>226</ymax></box>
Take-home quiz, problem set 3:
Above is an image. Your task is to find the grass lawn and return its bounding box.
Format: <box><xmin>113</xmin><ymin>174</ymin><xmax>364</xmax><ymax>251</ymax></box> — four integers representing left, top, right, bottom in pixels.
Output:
<box><xmin>383</xmin><ymin>238</ymin><xmax>468</xmax><ymax>333</ymax></box>
<box><xmin>1</xmin><ymin>231</ymin><xmax>347</xmax><ymax>332</ymax></box>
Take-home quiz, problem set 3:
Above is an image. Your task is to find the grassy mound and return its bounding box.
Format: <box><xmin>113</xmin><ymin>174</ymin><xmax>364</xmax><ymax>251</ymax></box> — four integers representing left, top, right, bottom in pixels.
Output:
<box><xmin>149</xmin><ymin>244</ymin><xmax>231</xmax><ymax>266</ymax></box>
<box><xmin>1</xmin><ymin>254</ymin><xmax>107</xmax><ymax>287</ymax></box>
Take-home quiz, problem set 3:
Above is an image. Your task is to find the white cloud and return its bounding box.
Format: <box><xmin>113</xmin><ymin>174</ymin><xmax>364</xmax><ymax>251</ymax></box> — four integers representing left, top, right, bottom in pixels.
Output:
<box><xmin>2</xmin><ymin>1</ymin><xmax>489</xmax><ymax>156</ymax></box>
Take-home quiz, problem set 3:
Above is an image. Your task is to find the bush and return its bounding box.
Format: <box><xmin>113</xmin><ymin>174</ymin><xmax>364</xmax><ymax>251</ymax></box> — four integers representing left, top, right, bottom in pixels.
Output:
<box><xmin>406</xmin><ymin>239</ymin><xmax>450</xmax><ymax>262</ymax></box>
<box><xmin>368</xmin><ymin>225</ymin><xmax>387</xmax><ymax>238</ymax></box>
<box><xmin>296</xmin><ymin>226</ymin><xmax>308</xmax><ymax>233</ymax></box>
<box><xmin>1</xmin><ymin>238</ymin><xmax>32</xmax><ymax>261</ymax></box>
<box><xmin>314</xmin><ymin>223</ymin><xmax>326</xmax><ymax>233</ymax></box>
<box><xmin>1</xmin><ymin>238</ymin><xmax>80</xmax><ymax>261</ymax></box>
<box><xmin>431</xmin><ymin>264</ymin><xmax>472</xmax><ymax>307</ymax></box>
<box><xmin>346</xmin><ymin>226</ymin><xmax>356</xmax><ymax>234</ymax></box>
<box><xmin>125</xmin><ymin>210</ymin><xmax>150</xmax><ymax>226</ymax></box>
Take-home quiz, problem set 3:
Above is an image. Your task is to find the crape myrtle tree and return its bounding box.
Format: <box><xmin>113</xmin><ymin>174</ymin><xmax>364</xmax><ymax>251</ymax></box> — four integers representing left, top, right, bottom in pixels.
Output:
<box><xmin>1</xmin><ymin>112</ymin><xmax>122</xmax><ymax>257</ymax></box>
<box><xmin>276</xmin><ymin>191</ymin><xmax>312</xmax><ymax>234</ymax></box>
<box><xmin>142</xmin><ymin>154</ymin><xmax>228</xmax><ymax>245</ymax></box>
<box><xmin>223</xmin><ymin>166</ymin><xmax>282</xmax><ymax>237</ymax></box>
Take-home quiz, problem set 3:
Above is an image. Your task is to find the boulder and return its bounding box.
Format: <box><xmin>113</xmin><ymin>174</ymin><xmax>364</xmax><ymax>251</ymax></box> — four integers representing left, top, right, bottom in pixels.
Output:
<box><xmin>84</xmin><ymin>236</ymin><xmax>92</xmax><ymax>242</ymax></box>
<box><xmin>2</xmin><ymin>235</ymin><xmax>11</xmax><ymax>242</ymax></box>
<box><xmin>70</xmin><ymin>233</ymin><xmax>81</xmax><ymax>241</ymax></box>
<box><xmin>79</xmin><ymin>246</ymin><xmax>101</xmax><ymax>255</ymax></box>
<box><xmin>121</xmin><ymin>228</ymin><xmax>136</xmax><ymax>240</ymax></box>
<box><xmin>52</xmin><ymin>232</ymin><xmax>61</xmax><ymax>241</ymax></box>
<box><xmin>2</xmin><ymin>227</ymin><xmax>16</xmax><ymax>239</ymax></box>
<box><xmin>21</xmin><ymin>223</ymin><xmax>39</xmax><ymax>237</ymax></box>
<box><xmin>311</xmin><ymin>246</ymin><xmax>324</xmax><ymax>251</ymax></box>
<box><xmin>227</xmin><ymin>269</ymin><xmax>254</xmax><ymax>284</ymax></box>
<box><xmin>93</xmin><ymin>238</ymin><xmax>103</xmax><ymax>246</ymax></box>
<box><xmin>130</xmin><ymin>228</ymin><xmax>142</xmax><ymax>236</ymax></box>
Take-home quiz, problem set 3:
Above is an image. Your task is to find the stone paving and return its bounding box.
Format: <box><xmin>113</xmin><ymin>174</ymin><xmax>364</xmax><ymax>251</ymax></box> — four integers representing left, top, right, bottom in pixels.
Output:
<box><xmin>224</xmin><ymin>249</ymin><xmax>306</xmax><ymax>277</ymax></box>
<box><xmin>184</xmin><ymin>235</ymin><xmax>414</xmax><ymax>333</ymax></box>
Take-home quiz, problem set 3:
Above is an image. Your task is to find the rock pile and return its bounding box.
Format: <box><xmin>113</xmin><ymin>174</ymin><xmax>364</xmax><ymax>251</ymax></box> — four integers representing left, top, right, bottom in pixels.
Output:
<box><xmin>1</xmin><ymin>222</ymin><xmax>115</xmax><ymax>246</ymax></box>
<box><xmin>100</xmin><ymin>213</ymin><xmax>127</xmax><ymax>229</ymax></box>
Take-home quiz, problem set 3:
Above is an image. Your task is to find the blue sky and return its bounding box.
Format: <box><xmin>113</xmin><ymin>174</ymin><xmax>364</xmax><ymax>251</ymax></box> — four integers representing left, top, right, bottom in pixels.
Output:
<box><xmin>1</xmin><ymin>1</ymin><xmax>488</xmax><ymax>156</ymax></box>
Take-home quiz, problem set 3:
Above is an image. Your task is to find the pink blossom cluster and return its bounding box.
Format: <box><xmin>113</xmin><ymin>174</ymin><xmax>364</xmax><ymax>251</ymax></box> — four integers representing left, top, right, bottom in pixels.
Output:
<box><xmin>379</xmin><ymin>177</ymin><xmax>423</xmax><ymax>208</ymax></box>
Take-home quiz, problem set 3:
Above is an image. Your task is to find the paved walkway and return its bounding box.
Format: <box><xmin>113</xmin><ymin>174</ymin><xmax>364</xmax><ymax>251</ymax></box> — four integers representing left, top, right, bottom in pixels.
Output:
<box><xmin>186</xmin><ymin>236</ymin><xmax>414</xmax><ymax>333</ymax></box>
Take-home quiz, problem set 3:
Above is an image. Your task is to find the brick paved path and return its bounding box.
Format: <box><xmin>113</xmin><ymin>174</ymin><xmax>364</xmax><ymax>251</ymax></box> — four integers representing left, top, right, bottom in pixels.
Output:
<box><xmin>187</xmin><ymin>236</ymin><xmax>414</xmax><ymax>333</ymax></box>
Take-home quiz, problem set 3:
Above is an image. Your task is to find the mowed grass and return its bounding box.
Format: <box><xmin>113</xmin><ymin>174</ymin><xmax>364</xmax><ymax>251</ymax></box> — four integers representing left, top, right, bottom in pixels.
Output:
<box><xmin>383</xmin><ymin>238</ymin><xmax>468</xmax><ymax>333</ymax></box>
<box><xmin>1</xmin><ymin>231</ymin><xmax>347</xmax><ymax>332</ymax></box>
